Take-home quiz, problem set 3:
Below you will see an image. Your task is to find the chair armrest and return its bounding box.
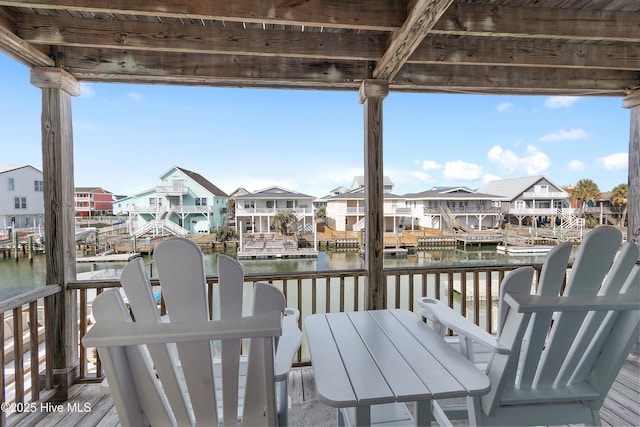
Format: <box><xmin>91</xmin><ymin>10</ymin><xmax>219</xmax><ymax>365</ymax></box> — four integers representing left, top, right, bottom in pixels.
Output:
<box><xmin>418</xmin><ymin>298</ymin><xmax>509</xmax><ymax>354</ymax></box>
<box><xmin>83</xmin><ymin>311</ymin><xmax>282</xmax><ymax>348</ymax></box>
<box><xmin>275</xmin><ymin>309</ymin><xmax>302</xmax><ymax>381</ymax></box>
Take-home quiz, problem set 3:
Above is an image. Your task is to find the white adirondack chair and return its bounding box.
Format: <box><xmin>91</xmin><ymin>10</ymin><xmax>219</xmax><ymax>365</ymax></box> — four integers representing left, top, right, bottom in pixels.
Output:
<box><xmin>83</xmin><ymin>288</ymin><xmax>281</xmax><ymax>426</ymax></box>
<box><xmin>419</xmin><ymin>226</ymin><xmax>640</xmax><ymax>426</ymax></box>
<box><xmin>85</xmin><ymin>237</ymin><xmax>301</xmax><ymax>426</ymax></box>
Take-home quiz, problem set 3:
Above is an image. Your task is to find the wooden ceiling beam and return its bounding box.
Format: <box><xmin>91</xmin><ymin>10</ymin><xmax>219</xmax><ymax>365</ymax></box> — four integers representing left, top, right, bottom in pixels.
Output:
<box><xmin>60</xmin><ymin>47</ymin><xmax>369</xmax><ymax>85</ymax></box>
<box><xmin>17</xmin><ymin>14</ymin><xmax>386</xmax><ymax>61</ymax></box>
<box><xmin>0</xmin><ymin>6</ymin><xmax>53</xmax><ymax>66</ymax></box>
<box><xmin>394</xmin><ymin>64</ymin><xmax>639</xmax><ymax>96</ymax></box>
<box><xmin>0</xmin><ymin>0</ymin><xmax>406</xmax><ymax>31</ymax></box>
<box><xmin>432</xmin><ymin>3</ymin><xmax>640</xmax><ymax>43</ymax></box>
<box><xmin>373</xmin><ymin>0</ymin><xmax>452</xmax><ymax>81</ymax></box>
<box><xmin>1</xmin><ymin>1</ymin><xmax>638</xmax><ymax>42</ymax></box>
<box><xmin>409</xmin><ymin>36</ymin><xmax>640</xmax><ymax>71</ymax></box>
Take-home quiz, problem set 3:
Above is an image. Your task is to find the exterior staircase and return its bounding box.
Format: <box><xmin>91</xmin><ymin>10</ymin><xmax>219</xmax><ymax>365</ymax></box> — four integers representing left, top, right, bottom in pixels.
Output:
<box><xmin>133</xmin><ymin>219</ymin><xmax>189</xmax><ymax>237</ymax></box>
<box><xmin>559</xmin><ymin>208</ymin><xmax>585</xmax><ymax>229</ymax></box>
<box><xmin>296</xmin><ymin>214</ymin><xmax>313</xmax><ymax>233</ymax></box>
<box><xmin>440</xmin><ymin>207</ymin><xmax>473</xmax><ymax>232</ymax></box>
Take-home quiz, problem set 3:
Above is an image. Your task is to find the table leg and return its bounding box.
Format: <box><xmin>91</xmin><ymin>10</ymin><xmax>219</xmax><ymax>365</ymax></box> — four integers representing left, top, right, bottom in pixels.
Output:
<box><xmin>414</xmin><ymin>400</ymin><xmax>432</xmax><ymax>426</ymax></box>
<box><xmin>355</xmin><ymin>405</ymin><xmax>371</xmax><ymax>426</ymax></box>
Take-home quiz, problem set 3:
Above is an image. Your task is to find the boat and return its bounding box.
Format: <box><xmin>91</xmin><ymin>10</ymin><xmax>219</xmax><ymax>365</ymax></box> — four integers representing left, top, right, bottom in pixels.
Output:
<box><xmin>496</xmin><ymin>245</ymin><xmax>553</xmax><ymax>255</ymax></box>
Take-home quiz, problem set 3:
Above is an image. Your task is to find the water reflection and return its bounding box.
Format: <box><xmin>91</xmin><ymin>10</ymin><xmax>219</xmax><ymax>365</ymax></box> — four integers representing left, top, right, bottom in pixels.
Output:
<box><xmin>0</xmin><ymin>246</ymin><xmax>559</xmax><ymax>301</ymax></box>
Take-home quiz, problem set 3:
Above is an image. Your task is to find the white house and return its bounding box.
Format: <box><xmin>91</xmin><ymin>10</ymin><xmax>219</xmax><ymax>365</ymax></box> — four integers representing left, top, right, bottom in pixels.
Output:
<box><xmin>325</xmin><ymin>188</ymin><xmax>412</xmax><ymax>232</ymax></box>
<box><xmin>234</xmin><ymin>186</ymin><xmax>315</xmax><ymax>234</ymax></box>
<box><xmin>479</xmin><ymin>175</ymin><xmax>574</xmax><ymax>227</ymax></box>
<box><xmin>403</xmin><ymin>186</ymin><xmax>509</xmax><ymax>231</ymax></box>
<box><xmin>0</xmin><ymin>165</ymin><xmax>45</xmax><ymax>232</ymax></box>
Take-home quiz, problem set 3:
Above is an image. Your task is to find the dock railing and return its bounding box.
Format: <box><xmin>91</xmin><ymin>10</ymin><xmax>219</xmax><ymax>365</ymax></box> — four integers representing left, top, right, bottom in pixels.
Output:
<box><xmin>69</xmin><ymin>262</ymin><xmax>552</xmax><ymax>382</ymax></box>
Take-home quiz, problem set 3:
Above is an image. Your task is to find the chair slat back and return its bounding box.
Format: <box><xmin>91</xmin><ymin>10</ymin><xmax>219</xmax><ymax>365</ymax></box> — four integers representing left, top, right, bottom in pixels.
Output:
<box><xmin>483</xmin><ymin>226</ymin><xmax>639</xmax><ymax>419</ymax></box>
<box><xmin>534</xmin><ymin>226</ymin><xmax>622</xmax><ymax>387</ymax></box>
<box><xmin>120</xmin><ymin>257</ymin><xmax>192</xmax><ymax>425</ymax></box>
<box><xmin>218</xmin><ymin>253</ymin><xmax>247</xmax><ymax>424</ymax></box>
<box><xmin>518</xmin><ymin>242</ymin><xmax>572</xmax><ymax>387</ymax></box>
<box><xmin>153</xmin><ymin>237</ymin><xmax>218</xmax><ymax>425</ymax></box>
<box><xmin>91</xmin><ymin>289</ymin><xmax>175</xmax><ymax>426</ymax></box>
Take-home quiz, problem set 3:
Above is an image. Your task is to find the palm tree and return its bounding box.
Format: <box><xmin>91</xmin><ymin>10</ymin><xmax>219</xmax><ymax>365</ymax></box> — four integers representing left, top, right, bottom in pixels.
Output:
<box><xmin>272</xmin><ymin>210</ymin><xmax>298</xmax><ymax>235</ymax></box>
<box><xmin>569</xmin><ymin>178</ymin><xmax>600</xmax><ymax>218</ymax></box>
<box><xmin>611</xmin><ymin>183</ymin><xmax>628</xmax><ymax>227</ymax></box>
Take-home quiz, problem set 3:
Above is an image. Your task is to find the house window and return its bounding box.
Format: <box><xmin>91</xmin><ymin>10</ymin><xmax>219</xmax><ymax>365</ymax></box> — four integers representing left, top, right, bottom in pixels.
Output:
<box><xmin>535</xmin><ymin>184</ymin><xmax>549</xmax><ymax>193</ymax></box>
<box><xmin>286</xmin><ymin>200</ymin><xmax>294</xmax><ymax>209</ymax></box>
<box><xmin>244</xmin><ymin>201</ymin><xmax>255</xmax><ymax>209</ymax></box>
<box><xmin>150</xmin><ymin>198</ymin><xmax>156</xmax><ymax>207</ymax></box>
<box><xmin>15</xmin><ymin>197</ymin><xmax>26</xmax><ymax>209</ymax></box>
<box><xmin>34</xmin><ymin>180</ymin><xmax>43</xmax><ymax>191</ymax></box>
<box><xmin>515</xmin><ymin>200</ymin><xmax>526</xmax><ymax>210</ymax></box>
<box><xmin>8</xmin><ymin>178</ymin><xmax>14</xmax><ymax>191</ymax></box>
<box><xmin>266</xmin><ymin>201</ymin><xmax>274</xmax><ymax>209</ymax></box>
<box><xmin>195</xmin><ymin>198</ymin><xmax>207</xmax><ymax>206</ymax></box>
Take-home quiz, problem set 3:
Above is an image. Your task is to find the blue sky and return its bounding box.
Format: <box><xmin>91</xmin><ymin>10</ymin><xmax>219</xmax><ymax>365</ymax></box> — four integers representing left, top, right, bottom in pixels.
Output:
<box><xmin>0</xmin><ymin>52</ymin><xmax>630</xmax><ymax>199</ymax></box>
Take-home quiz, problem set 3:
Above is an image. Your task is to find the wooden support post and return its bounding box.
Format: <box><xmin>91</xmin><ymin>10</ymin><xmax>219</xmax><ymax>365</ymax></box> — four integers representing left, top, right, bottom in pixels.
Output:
<box><xmin>623</xmin><ymin>90</ymin><xmax>640</xmax><ymax>256</ymax></box>
<box><xmin>359</xmin><ymin>80</ymin><xmax>389</xmax><ymax>310</ymax></box>
<box><xmin>31</xmin><ymin>67</ymin><xmax>80</xmax><ymax>401</ymax></box>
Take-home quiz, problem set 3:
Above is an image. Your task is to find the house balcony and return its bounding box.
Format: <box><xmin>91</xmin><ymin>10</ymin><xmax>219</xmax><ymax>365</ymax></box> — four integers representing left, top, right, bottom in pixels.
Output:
<box><xmin>508</xmin><ymin>207</ymin><xmax>575</xmax><ymax>216</ymax></box>
<box><xmin>155</xmin><ymin>185</ymin><xmax>188</xmax><ymax>196</ymax></box>
<box><xmin>423</xmin><ymin>206</ymin><xmax>509</xmax><ymax>215</ymax></box>
<box><xmin>235</xmin><ymin>207</ymin><xmax>313</xmax><ymax>216</ymax></box>
<box><xmin>3</xmin><ymin>263</ymin><xmax>638</xmax><ymax>426</ymax></box>
<box><xmin>129</xmin><ymin>205</ymin><xmax>214</xmax><ymax>214</ymax></box>
<box><xmin>521</xmin><ymin>191</ymin><xmax>569</xmax><ymax>199</ymax></box>
<box><xmin>344</xmin><ymin>207</ymin><xmax>417</xmax><ymax>216</ymax></box>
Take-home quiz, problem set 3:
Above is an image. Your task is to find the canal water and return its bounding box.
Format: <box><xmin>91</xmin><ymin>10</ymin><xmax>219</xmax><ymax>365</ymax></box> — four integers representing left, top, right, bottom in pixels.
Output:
<box><xmin>0</xmin><ymin>246</ymin><xmax>553</xmax><ymax>301</ymax></box>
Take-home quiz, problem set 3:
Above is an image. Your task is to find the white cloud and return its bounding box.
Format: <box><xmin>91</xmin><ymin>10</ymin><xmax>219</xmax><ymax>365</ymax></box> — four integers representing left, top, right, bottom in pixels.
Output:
<box><xmin>422</xmin><ymin>160</ymin><xmax>442</xmax><ymax>170</ymax></box>
<box><xmin>538</xmin><ymin>128</ymin><xmax>587</xmax><ymax>142</ymax></box>
<box><xmin>128</xmin><ymin>92</ymin><xmax>143</xmax><ymax>102</ymax></box>
<box><xmin>567</xmin><ymin>159</ymin><xmax>585</xmax><ymax>171</ymax></box>
<box><xmin>598</xmin><ymin>152</ymin><xmax>628</xmax><ymax>170</ymax></box>
<box><xmin>443</xmin><ymin>161</ymin><xmax>483</xmax><ymax>181</ymax></box>
<box><xmin>487</xmin><ymin>144</ymin><xmax>550</xmax><ymax>175</ymax></box>
<box><xmin>409</xmin><ymin>171</ymin><xmax>434</xmax><ymax>182</ymax></box>
<box><xmin>482</xmin><ymin>173</ymin><xmax>501</xmax><ymax>184</ymax></box>
<box><xmin>496</xmin><ymin>102</ymin><xmax>514</xmax><ymax>113</ymax></box>
<box><xmin>544</xmin><ymin>96</ymin><xmax>579</xmax><ymax>108</ymax></box>
<box><xmin>79</xmin><ymin>83</ymin><xmax>95</xmax><ymax>98</ymax></box>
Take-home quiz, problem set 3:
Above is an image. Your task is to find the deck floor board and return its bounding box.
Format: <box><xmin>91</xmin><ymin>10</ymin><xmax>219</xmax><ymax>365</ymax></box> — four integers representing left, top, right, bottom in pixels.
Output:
<box><xmin>10</xmin><ymin>353</ymin><xmax>639</xmax><ymax>427</ymax></box>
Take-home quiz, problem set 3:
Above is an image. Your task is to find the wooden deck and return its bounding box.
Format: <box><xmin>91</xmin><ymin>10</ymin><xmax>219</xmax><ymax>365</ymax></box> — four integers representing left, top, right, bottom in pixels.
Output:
<box><xmin>11</xmin><ymin>352</ymin><xmax>639</xmax><ymax>427</ymax></box>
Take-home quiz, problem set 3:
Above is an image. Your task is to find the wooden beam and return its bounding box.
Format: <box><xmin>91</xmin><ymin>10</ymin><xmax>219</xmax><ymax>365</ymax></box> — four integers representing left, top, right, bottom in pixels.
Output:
<box><xmin>31</xmin><ymin>67</ymin><xmax>80</xmax><ymax>400</ymax></box>
<box><xmin>623</xmin><ymin>90</ymin><xmax>640</xmax><ymax>251</ymax></box>
<box><xmin>393</xmin><ymin>64</ymin><xmax>640</xmax><ymax>96</ymax></box>
<box><xmin>30</xmin><ymin>66</ymin><xmax>80</xmax><ymax>96</ymax></box>
<box><xmin>431</xmin><ymin>3</ymin><xmax>640</xmax><ymax>43</ymax></box>
<box><xmin>17</xmin><ymin>14</ymin><xmax>386</xmax><ymax>61</ymax></box>
<box><xmin>59</xmin><ymin>47</ymin><xmax>368</xmax><ymax>85</ymax></box>
<box><xmin>0</xmin><ymin>8</ymin><xmax>53</xmax><ymax>66</ymax></box>
<box><xmin>2</xmin><ymin>1</ymin><xmax>637</xmax><ymax>42</ymax></box>
<box><xmin>409</xmin><ymin>36</ymin><xmax>640</xmax><ymax>71</ymax></box>
<box><xmin>359</xmin><ymin>79</ymin><xmax>388</xmax><ymax>310</ymax></box>
<box><xmin>0</xmin><ymin>0</ymin><xmax>407</xmax><ymax>31</ymax></box>
<box><xmin>374</xmin><ymin>0</ymin><xmax>452</xmax><ymax>81</ymax></box>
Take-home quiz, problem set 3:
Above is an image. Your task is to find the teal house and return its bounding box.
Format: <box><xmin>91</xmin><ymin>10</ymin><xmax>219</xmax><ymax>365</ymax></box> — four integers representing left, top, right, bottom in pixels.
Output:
<box><xmin>113</xmin><ymin>166</ymin><xmax>229</xmax><ymax>236</ymax></box>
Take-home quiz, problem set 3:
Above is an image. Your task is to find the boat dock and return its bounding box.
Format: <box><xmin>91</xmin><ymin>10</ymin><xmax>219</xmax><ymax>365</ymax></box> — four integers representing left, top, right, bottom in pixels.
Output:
<box><xmin>237</xmin><ymin>248</ymin><xmax>319</xmax><ymax>260</ymax></box>
<box><xmin>76</xmin><ymin>253</ymin><xmax>141</xmax><ymax>263</ymax></box>
<box><xmin>497</xmin><ymin>245</ymin><xmax>554</xmax><ymax>255</ymax></box>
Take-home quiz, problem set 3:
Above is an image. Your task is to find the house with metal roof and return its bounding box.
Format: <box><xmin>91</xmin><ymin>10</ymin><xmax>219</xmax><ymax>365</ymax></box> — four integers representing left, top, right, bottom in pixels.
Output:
<box><xmin>74</xmin><ymin>187</ymin><xmax>113</xmax><ymax>218</ymax></box>
<box><xmin>234</xmin><ymin>186</ymin><xmax>315</xmax><ymax>234</ymax></box>
<box><xmin>112</xmin><ymin>166</ymin><xmax>229</xmax><ymax>236</ymax></box>
<box><xmin>478</xmin><ymin>176</ymin><xmax>574</xmax><ymax>228</ymax></box>
<box><xmin>403</xmin><ymin>186</ymin><xmax>509</xmax><ymax>231</ymax></box>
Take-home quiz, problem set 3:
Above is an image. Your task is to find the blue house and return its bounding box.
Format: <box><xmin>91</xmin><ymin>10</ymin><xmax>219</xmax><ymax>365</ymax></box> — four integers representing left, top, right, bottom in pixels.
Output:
<box><xmin>113</xmin><ymin>166</ymin><xmax>229</xmax><ymax>236</ymax></box>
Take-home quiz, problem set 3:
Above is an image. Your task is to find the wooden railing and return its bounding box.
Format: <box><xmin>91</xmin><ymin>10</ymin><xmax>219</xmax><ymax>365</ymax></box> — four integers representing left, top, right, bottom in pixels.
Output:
<box><xmin>0</xmin><ymin>285</ymin><xmax>60</xmax><ymax>423</ymax></box>
<box><xmin>69</xmin><ymin>262</ymin><xmax>553</xmax><ymax>382</ymax></box>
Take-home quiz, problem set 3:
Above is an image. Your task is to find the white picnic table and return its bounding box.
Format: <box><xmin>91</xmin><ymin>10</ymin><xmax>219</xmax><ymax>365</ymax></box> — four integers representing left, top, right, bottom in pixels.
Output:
<box><xmin>305</xmin><ymin>309</ymin><xmax>491</xmax><ymax>426</ymax></box>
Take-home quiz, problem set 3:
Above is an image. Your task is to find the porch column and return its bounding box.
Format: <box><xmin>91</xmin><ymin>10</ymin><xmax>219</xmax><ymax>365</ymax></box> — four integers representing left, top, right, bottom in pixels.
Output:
<box><xmin>623</xmin><ymin>90</ymin><xmax>640</xmax><ymax>255</ymax></box>
<box><xmin>359</xmin><ymin>80</ymin><xmax>389</xmax><ymax>310</ymax></box>
<box><xmin>30</xmin><ymin>67</ymin><xmax>80</xmax><ymax>400</ymax></box>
